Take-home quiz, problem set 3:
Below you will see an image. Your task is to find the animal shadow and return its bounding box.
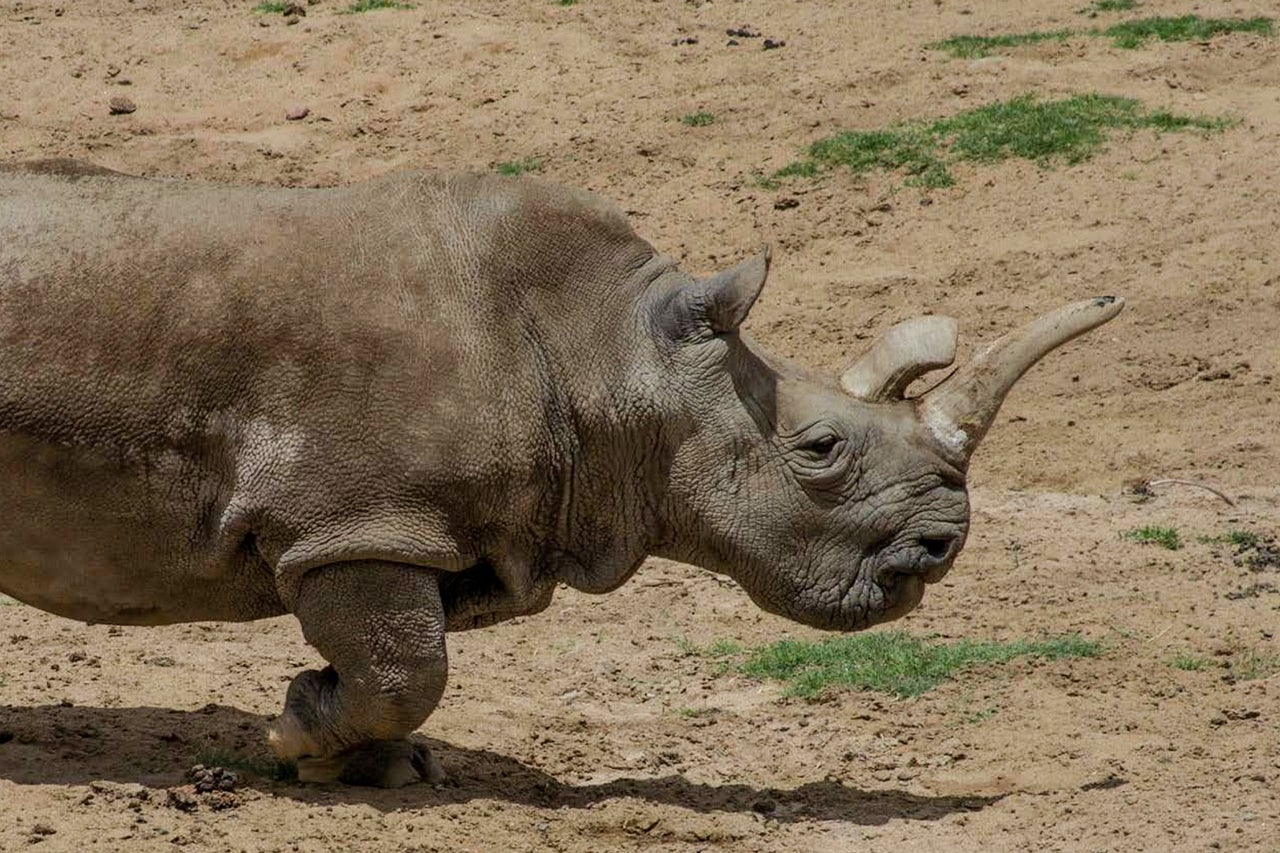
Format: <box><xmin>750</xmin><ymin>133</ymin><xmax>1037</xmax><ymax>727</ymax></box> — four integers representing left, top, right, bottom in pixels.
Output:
<box><xmin>0</xmin><ymin>703</ymin><xmax>999</xmax><ymax>825</ymax></box>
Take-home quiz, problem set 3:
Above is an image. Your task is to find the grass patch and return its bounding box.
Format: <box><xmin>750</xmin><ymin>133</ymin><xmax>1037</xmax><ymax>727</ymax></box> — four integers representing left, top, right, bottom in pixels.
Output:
<box><xmin>1124</xmin><ymin>525</ymin><xmax>1183</xmax><ymax>550</ymax></box>
<box><xmin>928</xmin><ymin>30</ymin><xmax>1074</xmax><ymax>59</ymax></box>
<box><xmin>0</xmin><ymin>594</ymin><xmax>20</xmax><ymax>606</ymax></box>
<box><xmin>193</xmin><ymin>747</ymin><xmax>296</xmax><ymax>782</ymax></box>
<box><xmin>1168</xmin><ymin>652</ymin><xmax>1209</xmax><ymax>671</ymax></box>
<box><xmin>961</xmin><ymin>706</ymin><xmax>999</xmax><ymax>724</ymax></box>
<box><xmin>681</xmin><ymin>111</ymin><xmax>715</xmax><ymax>127</ymax></box>
<box><xmin>252</xmin><ymin>1</ymin><xmax>288</xmax><ymax>12</ymax></box>
<box><xmin>1199</xmin><ymin>530</ymin><xmax>1261</xmax><ymax>549</ymax></box>
<box><xmin>555</xmin><ymin>0</ymin><xmax>578</xmax><ymax>6</ymax></box>
<box><xmin>1086</xmin><ymin>0</ymin><xmax>1139</xmax><ymax>11</ymax></box>
<box><xmin>674</xmin><ymin>706</ymin><xmax>717</xmax><ymax>718</ymax></box>
<box><xmin>1229</xmin><ymin>650</ymin><xmax>1280</xmax><ymax>681</ymax></box>
<box><xmin>931</xmin><ymin>15</ymin><xmax>1272</xmax><ymax>57</ymax></box>
<box><xmin>718</xmin><ymin>631</ymin><xmax>1102</xmax><ymax>698</ymax></box>
<box><xmin>768</xmin><ymin>94</ymin><xmax>1228</xmax><ymax>189</ymax></box>
<box><xmin>1105</xmin><ymin>16</ymin><xmax>1273</xmax><ymax>48</ymax></box>
<box><xmin>340</xmin><ymin>0</ymin><xmax>413</xmax><ymax>12</ymax></box>
<box><xmin>495</xmin><ymin>157</ymin><xmax>543</xmax><ymax>177</ymax></box>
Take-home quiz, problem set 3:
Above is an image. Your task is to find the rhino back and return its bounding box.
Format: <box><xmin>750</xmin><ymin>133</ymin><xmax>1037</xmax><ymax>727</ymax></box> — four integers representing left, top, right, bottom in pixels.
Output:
<box><xmin>0</xmin><ymin>167</ymin><xmax>654</xmax><ymax>623</ymax></box>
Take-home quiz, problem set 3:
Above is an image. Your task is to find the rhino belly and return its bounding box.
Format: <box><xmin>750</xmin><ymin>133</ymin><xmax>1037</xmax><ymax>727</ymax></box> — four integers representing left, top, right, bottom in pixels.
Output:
<box><xmin>0</xmin><ymin>433</ymin><xmax>285</xmax><ymax>625</ymax></box>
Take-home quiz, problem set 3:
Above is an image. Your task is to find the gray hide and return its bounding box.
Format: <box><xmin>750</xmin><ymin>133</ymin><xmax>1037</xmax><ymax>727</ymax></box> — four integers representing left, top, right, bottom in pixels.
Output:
<box><xmin>0</xmin><ymin>162</ymin><xmax>1122</xmax><ymax>785</ymax></box>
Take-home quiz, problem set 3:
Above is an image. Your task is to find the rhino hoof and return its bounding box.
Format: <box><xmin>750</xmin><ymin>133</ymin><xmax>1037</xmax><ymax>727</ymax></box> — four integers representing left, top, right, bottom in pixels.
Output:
<box><xmin>298</xmin><ymin>739</ymin><xmax>446</xmax><ymax>788</ymax></box>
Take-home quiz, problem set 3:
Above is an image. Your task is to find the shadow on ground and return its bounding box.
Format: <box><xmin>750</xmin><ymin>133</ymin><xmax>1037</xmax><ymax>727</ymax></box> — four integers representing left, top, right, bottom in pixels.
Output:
<box><xmin>0</xmin><ymin>703</ymin><xmax>999</xmax><ymax>825</ymax></box>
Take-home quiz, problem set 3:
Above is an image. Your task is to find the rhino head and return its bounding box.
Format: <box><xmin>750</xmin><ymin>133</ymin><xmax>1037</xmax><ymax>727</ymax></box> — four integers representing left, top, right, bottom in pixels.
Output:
<box><xmin>642</xmin><ymin>249</ymin><xmax>1122</xmax><ymax>631</ymax></box>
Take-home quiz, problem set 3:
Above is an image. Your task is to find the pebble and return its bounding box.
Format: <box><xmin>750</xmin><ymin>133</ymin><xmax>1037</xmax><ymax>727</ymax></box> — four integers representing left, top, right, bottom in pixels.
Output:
<box><xmin>108</xmin><ymin>96</ymin><xmax>136</xmax><ymax>115</ymax></box>
<box><xmin>285</xmin><ymin>105</ymin><xmax>310</xmax><ymax>121</ymax></box>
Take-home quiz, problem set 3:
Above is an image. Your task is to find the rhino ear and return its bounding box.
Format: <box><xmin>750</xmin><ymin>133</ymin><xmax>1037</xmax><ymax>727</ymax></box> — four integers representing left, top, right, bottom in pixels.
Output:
<box><xmin>659</xmin><ymin>248</ymin><xmax>772</xmax><ymax>339</ymax></box>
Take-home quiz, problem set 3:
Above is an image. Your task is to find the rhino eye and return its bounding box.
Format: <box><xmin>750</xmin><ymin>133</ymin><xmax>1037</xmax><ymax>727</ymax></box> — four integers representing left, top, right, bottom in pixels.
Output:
<box><xmin>801</xmin><ymin>433</ymin><xmax>841</xmax><ymax>456</ymax></box>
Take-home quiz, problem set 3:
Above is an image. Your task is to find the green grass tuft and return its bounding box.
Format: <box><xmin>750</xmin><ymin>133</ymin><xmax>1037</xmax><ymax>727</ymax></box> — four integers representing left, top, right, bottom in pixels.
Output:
<box><xmin>681</xmin><ymin>111</ymin><xmax>716</xmax><ymax>127</ymax></box>
<box><xmin>253</xmin><ymin>1</ymin><xmax>288</xmax><ymax>12</ymax></box>
<box><xmin>1229</xmin><ymin>650</ymin><xmax>1280</xmax><ymax>681</ymax></box>
<box><xmin>768</xmin><ymin>94</ymin><xmax>1228</xmax><ymax>189</ymax></box>
<box><xmin>0</xmin><ymin>593</ymin><xmax>19</xmax><ymax>606</ymax></box>
<box><xmin>193</xmin><ymin>747</ymin><xmax>297</xmax><ymax>782</ymax></box>
<box><xmin>927</xmin><ymin>30</ymin><xmax>1075</xmax><ymax>59</ymax></box>
<box><xmin>495</xmin><ymin>157</ymin><xmax>543</xmax><ymax>177</ymax></box>
<box><xmin>1168</xmin><ymin>653</ymin><xmax>1209</xmax><ymax>671</ymax></box>
<box><xmin>555</xmin><ymin>0</ymin><xmax>578</xmax><ymax>6</ymax></box>
<box><xmin>962</xmin><ymin>706</ymin><xmax>999</xmax><ymax>724</ymax></box>
<box><xmin>1086</xmin><ymin>0</ymin><xmax>1139</xmax><ymax>12</ymax></box>
<box><xmin>1105</xmin><ymin>16</ymin><xmax>1273</xmax><ymax>49</ymax></box>
<box><xmin>674</xmin><ymin>706</ymin><xmax>717</xmax><ymax>718</ymax></box>
<box><xmin>704</xmin><ymin>639</ymin><xmax>743</xmax><ymax>658</ymax></box>
<box><xmin>1199</xmin><ymin>529</ymin><xmax>1262</xmax><ymax>549</ymax></box>
<box><xmin>1124</xmin><ymin>525</ymin><xmax>1183</xmax><ymax>550</ymax></box>
<box><xmin>931</xmin><ymin>15</ymin><xmax>1271</xmax><ymax>58</ymax></box>
<box><xmin>340</xmin><ymin>0</ymin><xmax>413</xmax><ymax>12</ymax></box>
<box><xmin>725</xmin><ymin>631</ymin><xmax>1102</xmax><ymax>698</ymax></box>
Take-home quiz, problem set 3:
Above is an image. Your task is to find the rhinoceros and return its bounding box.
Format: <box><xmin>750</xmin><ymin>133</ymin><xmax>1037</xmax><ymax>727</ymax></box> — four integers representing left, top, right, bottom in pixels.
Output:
<box><xmin>0</xmin><ymin>160</ymin><xmax>1122</xmax><ymax>786</ymax></box>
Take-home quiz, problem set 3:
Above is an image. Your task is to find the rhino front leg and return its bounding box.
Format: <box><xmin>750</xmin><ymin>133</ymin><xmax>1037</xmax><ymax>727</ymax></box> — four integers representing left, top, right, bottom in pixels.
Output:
<box><xmin>266</xmin><ymin>561</ymin><xmax>449</xmax><ymax>787</ymax></box>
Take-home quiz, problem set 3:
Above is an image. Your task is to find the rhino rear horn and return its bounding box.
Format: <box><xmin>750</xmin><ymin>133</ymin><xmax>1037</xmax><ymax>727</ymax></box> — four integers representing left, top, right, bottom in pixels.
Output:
<box><xmin>919</xmin><ymin>296</ymin><xmax>1125</xmax><ymax>461</ymax></box>
<box><xmin>840</xmin><ymin>316</ymin><xmax>958</xmax><ymax>402</ymax></box>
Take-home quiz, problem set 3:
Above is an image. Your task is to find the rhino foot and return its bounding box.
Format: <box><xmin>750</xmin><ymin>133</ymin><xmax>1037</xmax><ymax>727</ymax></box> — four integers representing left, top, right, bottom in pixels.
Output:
<box><xmin>295</xmin><ymin>739</ymin><xmax>447</xmax><ymax>788</ymax></box>
<box><xmin>267</xmin><ymin>561</ymin><xmax>450</xmax><ymax>786</ymax></box>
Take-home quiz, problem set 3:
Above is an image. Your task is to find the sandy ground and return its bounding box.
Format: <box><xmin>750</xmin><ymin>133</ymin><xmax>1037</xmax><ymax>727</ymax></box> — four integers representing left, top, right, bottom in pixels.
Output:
<box><xmin>3</xmin><ymin>0</ymin><xmax>1280</xmax><ymax>849</ymax></box>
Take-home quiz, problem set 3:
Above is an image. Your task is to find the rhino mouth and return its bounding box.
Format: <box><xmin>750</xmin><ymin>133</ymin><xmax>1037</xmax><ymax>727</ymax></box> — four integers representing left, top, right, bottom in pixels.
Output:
<box><xmin>873</xmin><ymin>573</ymin><xmax>927</xmax><ymax>623</ymax></box>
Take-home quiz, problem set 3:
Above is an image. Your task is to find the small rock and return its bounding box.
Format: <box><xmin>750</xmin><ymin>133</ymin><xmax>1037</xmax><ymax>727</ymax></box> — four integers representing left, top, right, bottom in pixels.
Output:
<box><xmin>188</xmin><ymin>764</ymin><xmax>238</xmax><ymax>794</ymax></box>
<box><xmin>1223</xmin><ymin>707</ymin><xmax>1262</xmax><ymax>721</ymax></box>
<box><xmin>165</xmin><ymin>789</ymin><xmax>197</xmax><ymax>812</ymax></box>
<box><xmin>108</xmin><ymin>96</ymin><xmax>136</xmax><ymax>115</ymax></box>
<box><xmin>285</xmin><ymin>105</ymin><xmax>310</xmax><ymax>121</ymax></box>
<box><xmin>762</xmin><ymin>38</ymin><xmax>786</xmax><ymax>50</ymax></box>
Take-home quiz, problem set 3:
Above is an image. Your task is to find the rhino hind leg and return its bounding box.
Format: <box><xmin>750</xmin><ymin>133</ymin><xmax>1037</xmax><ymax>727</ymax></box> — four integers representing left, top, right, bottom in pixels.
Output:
<box><xmin>266</xmin><ymin>561</ymin><xmax>449</xmax><ymax>788</ymax></box>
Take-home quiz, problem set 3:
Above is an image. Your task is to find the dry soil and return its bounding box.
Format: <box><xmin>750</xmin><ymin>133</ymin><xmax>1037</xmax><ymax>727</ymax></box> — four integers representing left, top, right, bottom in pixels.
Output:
<box><xmin>2</xmin><ymin>0</ymin><xmax>1279</xmax><ymax>850</ymax></box>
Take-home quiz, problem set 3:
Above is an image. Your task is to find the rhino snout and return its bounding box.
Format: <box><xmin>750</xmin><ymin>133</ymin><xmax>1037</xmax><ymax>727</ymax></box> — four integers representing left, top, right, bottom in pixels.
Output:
<box><xmin>875</xmin><ymin>528</ymin><xmax>966</xmax><ymax>585</ymax></box>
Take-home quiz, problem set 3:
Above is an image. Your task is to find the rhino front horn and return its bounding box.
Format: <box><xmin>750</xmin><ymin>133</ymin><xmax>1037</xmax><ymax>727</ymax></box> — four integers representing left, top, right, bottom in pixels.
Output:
<box><xmin>919</xmin><ymin>296</ymin><xmax>1125</xmax><ymax>461</ymax></box>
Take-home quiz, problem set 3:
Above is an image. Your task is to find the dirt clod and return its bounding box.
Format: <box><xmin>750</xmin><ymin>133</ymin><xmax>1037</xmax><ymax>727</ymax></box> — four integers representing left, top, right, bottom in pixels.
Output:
<box><xmin>107</xmin><ymin>96</ymin><xmax>136</xmax><ymax>115</ymax></box>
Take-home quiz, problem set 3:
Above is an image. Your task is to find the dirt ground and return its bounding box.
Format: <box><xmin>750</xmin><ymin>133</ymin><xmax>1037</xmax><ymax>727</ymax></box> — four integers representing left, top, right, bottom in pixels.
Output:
<box><xmin>2</xmin><ymin>0</ymin><xmax>1280</xmax><ymax>849</ymax></box>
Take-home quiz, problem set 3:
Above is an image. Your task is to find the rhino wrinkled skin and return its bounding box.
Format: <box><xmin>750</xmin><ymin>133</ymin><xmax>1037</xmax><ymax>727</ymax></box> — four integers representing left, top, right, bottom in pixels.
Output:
<box><xmin>0</xmin><ymin>161</ymin><xmax>1121</xmax><ymax>786</ymax></box>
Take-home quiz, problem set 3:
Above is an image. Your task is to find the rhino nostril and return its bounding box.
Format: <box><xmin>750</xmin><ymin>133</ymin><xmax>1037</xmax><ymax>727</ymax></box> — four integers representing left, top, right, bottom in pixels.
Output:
<box><xmin>919</xmin><ymin>536</ymin><xmax>954</xmax><ymax>561</ymax></box>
